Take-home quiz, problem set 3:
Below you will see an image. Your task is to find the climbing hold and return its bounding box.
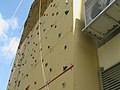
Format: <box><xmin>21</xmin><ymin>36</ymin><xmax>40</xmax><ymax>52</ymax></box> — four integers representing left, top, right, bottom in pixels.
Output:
<box><xmin>28</xmin><ymin>42</ymin><xmax>30</xmax><ymax>44</ymax></box>
<box><xmin>15</xmin><ymin>80</ymin><xmax>17</xmax><ymax>83</ymax></box>
<box><xmin>36</xmin><ymin>26</ymin><xmax>39</xmax><ymax>30</ymax></box>
<box><xmin>26</xmin><ymin>74</ymin><xmax>28</xmax><ymax>77</ymax></box>
<box><xmin>37</xmin><ymin>32</ymin><xmax>39</xmax><ymax>35</ymax></box>
<box><xmin>32</xmin><ymin>57</ymin><xmax>34</xmax><ymax>59</ymax></box>
<box><xmin>46</xmin><ymin>14</ymin><xmax>48</xmax><ymax>16</ymax></box>
<box><xmin>18</xmin><ymin>81</ymin><xmax>20</xmax><ymax>87</ymax></box>
<box><xmin>56</xmin><ymin>12</ymin><xmax>59</xmax><ymax>15</ymax></box>
<box><xmin>53</xmin><ymin>4</ymin><xmax>56</xmax><ymax>7</ymax></box>
<box><xmin>43</xmin><ymin>14</ymin><xmax>46</xmax><ymax>16</ymax></box>
<box><xmin>62</xmin><ymin>82</ymin><xmax>66</xmax><ymax>87</ymax></box>
<box><xmin>18</xmin><ymin>64</ymin><xmax>21</xmax><ymax>67</ymax></box>
<box><xmin>40</xmin><ymin>48</ymin><xmax>42</xmax><ymax>51</ymax></box>
<box><xmin>18</xmin><ymin>46</ymin><xmax>20</xmax><ymax>49</ymax></box>
<box><xmin>33</xmin><ymin>42</ymin><xmax>35</xmax><ymax>44</ymax></box>
<box><xmin>65</xmin><ymin>0</ymin><xmax>69</xmax><ymax>4</ymax></box>
<box><xmin>55</xmin><ymin>25</ymin><xmax>57</xmax><ymax>28</ymax></box>
<box><xmin>50</xmin><ymin>48</ymin><xmax>53</xmax><ymax>53</ymax></box>
<box><xmin>51</xmin><ymin>24</ymin><xmax>53</xmax><ymax>27</ymax></box>
<box><xmin>45</xmin><ymin>37</ymin><xmax>47</xmax><ymax>39</ymax></box>
<box><xmin>52</xmin><ymin>13</ymin><xmax>54</xmax><ymax>16</ymax></box>
<box><xmin>43</xmin><ymin>29</ymin><xmax>46</xmax><ymax>32</ymax></box>
<box><xmin>35</xmin><ymin>60</ymin><xmax>37</xmax><ymax>62</ymax></box>
<box><xmin>49</xmin><ymin>68</ymin><xmax>52</xmax><ymax>72</ymax></box>
<box><xmin>22</xmin><ymin>53</ymin><xmax>24</xmax><ymax>55</ymax></box>
<box><xmin>65</xmin><ymin>10</ymin><xmax>69</xmax><ymax>15</ymax></box>
<box><xmin>18</xmin><ymin>71</ymin><xmax>21</xmax><ymax>73</ymax></box>
<box><xmin>48</xmin><ymin>46</ymin><xmax>50</xmax><ymax>49</ymax></box>
<box><xmin>22</xmin><ymin>73</ymin><xmax>24</xmax><ymax>76</ymax></box>
<box><xmin>34</xmin><ymin>82</ymin><xmax>37</xmax><ymax>85</ymax></box>
<box><xmin>45</xmin><ymin>63</ymin><xmax>48</xmax><ymax>67</ymax></box>
<box><xmin>63</xmin><ymin>66</ymin><xmax>68</xmax><ymax>71</ymax></box>
<box><xmin>64</xmin><ymin>45</ymin><xmax>67</xmax><ymax>50</ymax></box>
<box><xmin>42</xmin><ymin>59</ymin><xmax>44</xmax><ymax>62</ymax></box>
<box><xmin>11</xmin><ymin>69</ymin><xmax>13</xmax><ymax>72</ymax></box>
<box><xmin>58</xmin><ymin>33</ymin><xmax>61</xmax><ymax>38</ymax></box>
<box><xmin>31</xmin><ymin>64</ymin><xmax>33</xmax><ymax>67</ymax></box>
<box><xmin>18</xmin><ymin>81</ymin><xmax>21</xmax><ymax>87</ymax></box>
<box><xmin>35</xmin><ymin>43</ymin><xmax>38</xmax><ymax>46</ymax></box>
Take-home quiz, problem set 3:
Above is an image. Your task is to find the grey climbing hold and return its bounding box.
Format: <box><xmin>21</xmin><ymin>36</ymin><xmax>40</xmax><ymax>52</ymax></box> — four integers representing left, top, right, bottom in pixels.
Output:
<box><xmin>65</xmin><ymin>10</ymin><xmax>69</xmax><ymax>15</ymax></box>
<box><xmin>63</xmin><ymin>66</ymin><xmax>68</xmax><ymax>71</ymax></box>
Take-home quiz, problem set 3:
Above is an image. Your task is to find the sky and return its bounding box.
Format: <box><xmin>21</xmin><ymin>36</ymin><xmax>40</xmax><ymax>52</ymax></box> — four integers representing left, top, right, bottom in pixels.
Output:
<box><xmin>0</xmin><ymin>0</ymin><xmax>34</xmax><ymax>90</ymax></box>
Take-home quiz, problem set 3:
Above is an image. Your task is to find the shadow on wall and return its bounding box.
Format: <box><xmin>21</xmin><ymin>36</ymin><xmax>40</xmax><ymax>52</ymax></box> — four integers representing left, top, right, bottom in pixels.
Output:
<box><xmin>73</xmin><ymin>18</ymin><xmax>100</xmax><ymax>90</ymax></box>
<box><xmin>74</xmin><ymin>18</ymin><xmax>96</xmax><ymax>51</ymax></box>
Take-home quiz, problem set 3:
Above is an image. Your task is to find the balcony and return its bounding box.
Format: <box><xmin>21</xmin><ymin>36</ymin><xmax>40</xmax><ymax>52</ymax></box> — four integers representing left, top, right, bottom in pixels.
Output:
<box><xmin>82</xmin><ymin>0</ymin><xmax>120</xmax><ymax>43</ymax></box>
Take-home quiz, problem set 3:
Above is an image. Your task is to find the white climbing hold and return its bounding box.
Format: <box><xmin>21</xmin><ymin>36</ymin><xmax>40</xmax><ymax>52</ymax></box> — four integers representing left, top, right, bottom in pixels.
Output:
<box><xmin>65</xmin><ymin>0</ymin><xmax>69</xmax><ymax>4</ymax></box>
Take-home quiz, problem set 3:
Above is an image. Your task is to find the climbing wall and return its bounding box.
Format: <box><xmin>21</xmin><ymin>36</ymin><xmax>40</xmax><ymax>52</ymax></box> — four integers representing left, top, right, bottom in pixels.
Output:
<box><xmin>19</xmin><ymin>0</ymin><xmax>40</xmax><ymax>46</ymax></box>
<box><xmin>39</xmin><ymin>0</ymin><xmax>73</xmax><ymax>89</ymax></box>
<box><xmin>7</xmin><ymin>22</ymin><xmax>45</xmax><ymax>90</ymax></box>
<box><xmin>7</xmin><ymin>0</ymin><xmax>73</xmax><ymax>90</ymax></box>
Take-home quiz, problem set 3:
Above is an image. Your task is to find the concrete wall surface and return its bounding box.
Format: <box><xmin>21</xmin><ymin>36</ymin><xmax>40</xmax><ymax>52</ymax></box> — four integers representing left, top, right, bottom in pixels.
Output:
<box><xmin>98</xmin><ymin>33</ymin><xmax>120</xmax><ymax>69</ymax></box>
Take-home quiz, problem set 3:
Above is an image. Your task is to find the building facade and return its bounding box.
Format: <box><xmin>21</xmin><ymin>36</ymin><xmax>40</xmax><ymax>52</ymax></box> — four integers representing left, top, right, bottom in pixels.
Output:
<box><xmin>7</xmin><ymin>0</ymin><xmax>120</xmax><ymax>90</ymax></box>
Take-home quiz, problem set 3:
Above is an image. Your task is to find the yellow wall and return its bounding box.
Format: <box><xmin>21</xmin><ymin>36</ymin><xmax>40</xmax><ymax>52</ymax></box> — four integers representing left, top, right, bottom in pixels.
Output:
<box><xmin>98</xmin><ymin>33</ymin><xmax>120</xmax><ymax>69</ymax></box>
<box><xmin>40</xmin><ymin>0</ymin><xmax>74</xmax><ymax>89</ymax></box>
<box><xmin>7</xmin><ymin>0</ymin><xmax>101</xmax><ymax>90</ymax></box>
<box><xmin>7</xmin><ymin>0</ymin><xmax>74</xmax><ymax>89</ymax></box>
<box><xmin>73</xmin><ymin>0</ymin><xmax>100</xmax><ymax>90</ymax></box>
<box><xmin>7</xmin><ymin>21</ymin><xmax>45</xmax><ymax>90</ymax></box>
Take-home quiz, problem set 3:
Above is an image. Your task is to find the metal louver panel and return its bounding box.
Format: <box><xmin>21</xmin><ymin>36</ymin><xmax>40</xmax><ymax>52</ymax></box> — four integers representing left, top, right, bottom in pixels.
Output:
<box><xmin>85</xmin><ymin>0</ymin><xmax>114</xmax><ymax>26</ymax></box>
<box><xmin>100</xmin><ymin>62</ymin><xmax>120</xmax><ymax>90</ymax></box>
<box><xmin>90</xmin><ymin>1</ymin><xmax>102</xmax><ymax>19</ymax></box>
